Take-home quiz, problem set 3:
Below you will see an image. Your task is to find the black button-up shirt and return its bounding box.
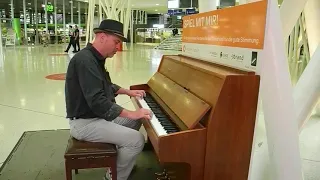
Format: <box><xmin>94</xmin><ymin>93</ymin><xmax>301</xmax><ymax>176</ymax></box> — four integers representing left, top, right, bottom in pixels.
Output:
<box><xmin>65</xmin><ymin>43</ymin><xmax>124</xmax><ymax>121</ymax></box>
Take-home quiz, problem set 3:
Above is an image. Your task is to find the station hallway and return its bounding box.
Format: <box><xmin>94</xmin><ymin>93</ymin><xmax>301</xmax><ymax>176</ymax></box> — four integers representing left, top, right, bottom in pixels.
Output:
<box><xmin>0</xmin><ymin>44</ymin><xmax>320</xmax><ymax>179</ymax></box>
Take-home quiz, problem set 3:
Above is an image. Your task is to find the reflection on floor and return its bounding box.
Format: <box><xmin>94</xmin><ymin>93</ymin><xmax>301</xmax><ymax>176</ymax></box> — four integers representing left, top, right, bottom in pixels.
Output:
<box><xmin>0</xmin><ymin>44</ymin><xmax>319</xmax><ymax>179</ymax></box>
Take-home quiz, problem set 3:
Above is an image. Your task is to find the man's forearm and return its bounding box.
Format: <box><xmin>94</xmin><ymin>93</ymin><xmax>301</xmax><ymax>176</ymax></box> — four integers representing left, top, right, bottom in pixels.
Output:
<box><xmin>116</xmin><ymin>87</ymin><xmax>129</xmax><ymax>95</ymax></box>
<box><xmin>119</xmin><ymin>108</ymin><xmax>136</xmax><ymax>119</ymax></box>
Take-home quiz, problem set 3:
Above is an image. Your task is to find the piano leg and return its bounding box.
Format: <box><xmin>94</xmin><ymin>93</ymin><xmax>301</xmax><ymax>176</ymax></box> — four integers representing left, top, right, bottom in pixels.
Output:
<box><xmin>155</xmin><ymin>162</ymin><xmax>191</xmax><ymax>180</ymax></box>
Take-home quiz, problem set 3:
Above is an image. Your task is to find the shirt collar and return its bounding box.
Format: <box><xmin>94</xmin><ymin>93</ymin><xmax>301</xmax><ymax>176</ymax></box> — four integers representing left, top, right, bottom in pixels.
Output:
<box><xmin>86</xmin><ymin>43</ymin><xmax>105</xmax><ymax>62</ymax></box>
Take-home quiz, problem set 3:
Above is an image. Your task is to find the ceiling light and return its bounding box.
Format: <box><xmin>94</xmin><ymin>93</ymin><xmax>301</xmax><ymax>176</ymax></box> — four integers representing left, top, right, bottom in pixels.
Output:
<box><xmin>155</xmin><ymin>9</ymin><xmax>158</xmax><ymax>11</ymax></box>
<box><xmin>156</xmin><ymin>4</ymin><xmax>159</xmax><ymax>5</ymax></box>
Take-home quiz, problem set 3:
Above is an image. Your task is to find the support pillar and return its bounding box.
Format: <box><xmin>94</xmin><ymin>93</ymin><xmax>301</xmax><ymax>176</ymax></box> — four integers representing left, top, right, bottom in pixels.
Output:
<box><xmin>23</xmin><ymin>0</ymin><xmax>28</xmax><ymax>44</ymax></box>
<box><xmin>86</xmin><ymin>0</ymin><xmax>131</xmax><ymax>44</ymax></box>
<box><xmin>63</xmin><ymin>0</ymin><xmax>66</xmax><ymax>40</ymax></box>
<box><xmin>78</xmin><ymin>1</ymin><xmax>81</xmax><ymax>26</ymax></box>
<box><xmin>34</xmin><ymin>0</ymin><xmax>39</xmax><ymax>45</ymax></box>
<box><xmin>0</xmin><ymin>18</ymin><xmax>2</xmax><ymax>52</ymax></box>
<box><xmin>280</xmin><ymin>0</ymin><xmax>308</xmax><ymax>41</ymax></box>
<box><xmin>145</xmin><ymin>11</ymin><xmax>147</xmax><ymax>24</ymax></box>
<box><xmin>198</xmin><ymin>0</ymin><xmax>216</xmax><ymax>12</ymax></box>
<box><xmin>10</xmin><ymin>0</ymin><xmax>14</xmax><ymax>19</ymax></box>
<box><xmin>45</xmin><ymin>0</ymin><xmax>48</xmax><ymax>31</ymax></box>
<box><xmin>99</xmin><ymin>0</ymin><xmax>102</xmax><ymax>22</ymax></box>
<box><xmin>304</xmin><ymin>0</ymin><xmax>320</xmax><ymax>56</ymax></box>
<box><xmin>70</xmin><ymin>0</ymin><xmax>73</xmax><ymax>24</ymax></box>
<box><xmin>130</xmin><ymin>10</ymin><xmax>133</xmax><ymax>45</ymax></box>
<box><xmin>54</xmin><ymin>0</ymin><xmax>57</xmax><ymax>44</ymax></box>
<box><xmin>238</xmin><ymin>0</ymin><xmax>247</xmax><ymax>5</ymax></box>
<box><xmin>305</xmin><ymin>0</ymin><xmax>320</xmax><ymax>116</ymax></box>
<box><xmin>294</xmin><ymin>45</ymin><xmax>320</xmax><ymax>130</ymax></box>
<box><xmin>247</xmin><ymin>0</ymin><xmax>261</xmax><ymax>3</ymax></box>
<box><xmin>250</xmin><ymin>0</ymin><xmax>304</xmax><ymax>180</ymax></box>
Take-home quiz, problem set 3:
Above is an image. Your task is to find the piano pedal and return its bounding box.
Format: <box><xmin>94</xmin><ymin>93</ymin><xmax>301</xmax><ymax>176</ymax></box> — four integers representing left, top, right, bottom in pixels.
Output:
<box><xmin>155</xmin><ymin>172</ymin><xmax>165</xmax><ymax>176</ymax></box>
<box><xmin>156</xmin><ymin>174</ymin><xmax>170</xmax><ymax>180</ymax></box>
<box><xmin>155</xmin><ymin>168</ymin><xmax>167</xmax><ymax>176</ymax></box>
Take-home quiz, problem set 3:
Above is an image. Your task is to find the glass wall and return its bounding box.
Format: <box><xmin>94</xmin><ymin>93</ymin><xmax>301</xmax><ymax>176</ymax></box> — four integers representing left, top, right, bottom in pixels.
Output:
<box><xmin>0</xmin><ymin>0</ymin><xmax>89</xmax><ymax>45</ymax></box>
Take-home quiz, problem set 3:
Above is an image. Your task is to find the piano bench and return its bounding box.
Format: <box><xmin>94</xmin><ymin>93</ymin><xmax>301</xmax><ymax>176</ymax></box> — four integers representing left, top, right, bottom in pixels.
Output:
<box><xmin>64</xmin><ymin>137</ymin><xmax>117</xmax><ymax>180</ymax></box>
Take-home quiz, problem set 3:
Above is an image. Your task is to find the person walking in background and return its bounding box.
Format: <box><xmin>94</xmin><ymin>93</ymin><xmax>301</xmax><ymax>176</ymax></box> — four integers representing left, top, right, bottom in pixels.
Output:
<box><xmin>41</xmin><ymin>31</ymin><xmax>50</xmax><ymax>47</ymax></box>
<box><xmin>74</xmin><ymin>25</ymin><xmax>80</xmax><ymax>52</ymax></box>
<box><xmin>64</xmin><ymin>25</ymin><xmax>76</xmax><ymax>53</ymax></box>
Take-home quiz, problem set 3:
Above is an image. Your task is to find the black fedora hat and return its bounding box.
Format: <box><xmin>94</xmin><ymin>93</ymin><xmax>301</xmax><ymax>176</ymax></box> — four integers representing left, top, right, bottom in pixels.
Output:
<box><xmin>93</xmin><ymin>19</ymin><xmax>127</xmax><ymax>42</ymax></box>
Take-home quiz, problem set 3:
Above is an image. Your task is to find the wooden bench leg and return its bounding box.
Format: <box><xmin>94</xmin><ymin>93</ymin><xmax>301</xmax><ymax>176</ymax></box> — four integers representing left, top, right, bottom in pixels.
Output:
<box><xmin>111</xmin><ymin>157</ymin><xmax>117</xmax><ymax>180</ymax></box>
<box><xmin>65</xmin><ymin>161</ymin><xmax>72</xmax><ymax>180</ymax></box>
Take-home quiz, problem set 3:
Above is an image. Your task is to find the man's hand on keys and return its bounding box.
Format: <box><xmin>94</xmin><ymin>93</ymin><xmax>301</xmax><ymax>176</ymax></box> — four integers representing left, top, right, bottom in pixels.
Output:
<box><xmin>133</xmin><ymin>108</ymin><xmax>153</xmax><ymax>120</ymax></box>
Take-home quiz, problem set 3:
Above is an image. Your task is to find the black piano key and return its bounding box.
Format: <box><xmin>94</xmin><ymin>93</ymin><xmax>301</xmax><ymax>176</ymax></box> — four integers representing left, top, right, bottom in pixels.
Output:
<box><xmin>148</xmin><ymin>103</ymin><xmax>159</xmax><ymax>107</ymax></box>
<box><xmin>150</xmin><ymin>108</ymin><xmax>161</xmax><ymax>111</ymax></box>
<box><xmin>153</xmin><ymin>110</ymin><xmax>163</xmax><ymax>114</ymax></box>
<box><xmin>159</xmin><ymin>120</ymin><xmax>172</xmax><ymax>124</ymax></box>
<box><xmin>166</xmin><ymin>131</ymin><xmax>177</xmax><ymax>134</ymax></box>
<box><xmin>159</xmin><ymin>120</ymin><xmax>171</xmax><ymax>124</ymax></box>
<box><xmin>162</xmin><ymin>124</ymin><xmax>174</xmax><ymax>128</ymax></box>
<box><xmin>154</xmin><ymin>113</ymin><xmax>165</xmax><ymax>116</ymax></box>
<box><xmin>162</xmin><ymin>124</ymin><xmax>176</xmax><ymax>128</ymax></box>
<box><xmin>155</xmin><ymin>114</ymin><xmax>167</xmax><ymax>118</ymax></box>
<box><xmin>161</xmin><ymin>124</ymin><xmax>174</xmax><ymax>128</ymax></box>
<box><xmin>159</xmin><ymin>121</ymin><xmax>174</xmax><ymax>126</ymax></box>
<box><xmin>164</xmin><ymin>128</ymin><xmax>177</xmax><ymax>131</ymax></box>
<box><xmin>158</xmin><ymin>119</ymin><xmax>173</xmax><ymax>124</ymax></box>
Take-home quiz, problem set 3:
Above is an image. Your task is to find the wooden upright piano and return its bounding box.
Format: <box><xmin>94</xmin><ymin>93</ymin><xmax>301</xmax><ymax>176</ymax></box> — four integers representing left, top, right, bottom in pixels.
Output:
<box><xmin>130</xmin><ymin>55</ymin><xmax>260</xmax><ymax>180</ymax></box>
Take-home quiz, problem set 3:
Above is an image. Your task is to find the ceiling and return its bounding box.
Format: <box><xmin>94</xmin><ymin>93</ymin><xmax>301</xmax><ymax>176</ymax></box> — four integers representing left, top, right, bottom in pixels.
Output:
<box><xmin>77</xmin><ymin>0</ymin><xmax>168</xmax><ymax>14</ymax></box>
<box><xmin>0</xmin><ymin>0</ymin><xmax>169</xmax><ymax>16</ymax></box>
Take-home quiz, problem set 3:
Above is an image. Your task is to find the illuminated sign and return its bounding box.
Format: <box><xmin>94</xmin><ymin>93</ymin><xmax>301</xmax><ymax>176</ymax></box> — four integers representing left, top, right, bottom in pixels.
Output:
<box><xmin>46</xmin><ymin>4</ymin><xmax>54</xmax><ymax>12</ymax></box>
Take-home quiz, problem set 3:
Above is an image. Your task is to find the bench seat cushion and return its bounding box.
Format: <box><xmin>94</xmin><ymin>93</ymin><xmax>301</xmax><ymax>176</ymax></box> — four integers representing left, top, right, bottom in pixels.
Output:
<box><xmin>65</xmin><ymin>137</ymin><xmax>117</xmax><ymax>158</ymax></box>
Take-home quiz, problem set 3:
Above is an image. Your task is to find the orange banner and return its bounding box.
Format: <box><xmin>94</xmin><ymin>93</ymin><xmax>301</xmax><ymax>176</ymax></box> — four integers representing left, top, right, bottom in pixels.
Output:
<box><xmin>182</xmin><ymin>0</ymin><xmax>268</xmax><ymax>49</ymax></box>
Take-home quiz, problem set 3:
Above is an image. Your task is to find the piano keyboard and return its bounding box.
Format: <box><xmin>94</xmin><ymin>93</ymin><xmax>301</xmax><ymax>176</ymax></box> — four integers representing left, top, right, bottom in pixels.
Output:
<box><xmin>136</xmin><ymin>92</ymin><xmax>180</xmax><ymax>136</ymax></box>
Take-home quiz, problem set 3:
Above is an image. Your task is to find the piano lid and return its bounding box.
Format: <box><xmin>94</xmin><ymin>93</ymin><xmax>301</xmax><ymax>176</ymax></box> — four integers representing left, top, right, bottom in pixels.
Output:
<box><xmin>148</xmin><ymin>72</ymin><xmax>211</xmax><ymax>129</ymax></box>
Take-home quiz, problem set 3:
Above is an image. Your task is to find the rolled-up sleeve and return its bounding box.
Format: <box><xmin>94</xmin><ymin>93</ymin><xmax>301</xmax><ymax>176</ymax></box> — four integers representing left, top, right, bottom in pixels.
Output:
<box><xmin>77</xmin><ymin>58</ymin><xmax>123</xmax><ymax>121</ymax></box>
<box><xmin>111</xmin><ymin>84</ymin><xmax>121</xmax><ymax>95</ymax></box>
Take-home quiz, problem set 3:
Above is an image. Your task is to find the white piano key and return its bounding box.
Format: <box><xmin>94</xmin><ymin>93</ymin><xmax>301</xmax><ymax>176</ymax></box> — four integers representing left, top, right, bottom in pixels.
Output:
<box><xmin>136</xmin><ymin>97</ymin><xmax>167</xmax><ymax>136</ymax></box>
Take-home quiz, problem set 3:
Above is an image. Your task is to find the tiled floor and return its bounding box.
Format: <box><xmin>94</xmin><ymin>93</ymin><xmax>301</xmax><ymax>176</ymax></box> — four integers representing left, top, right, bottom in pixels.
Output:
<box><xmin>0</xmin><ymin>43</ymin><xmax>319</xmax><ymax>179</ymax></box>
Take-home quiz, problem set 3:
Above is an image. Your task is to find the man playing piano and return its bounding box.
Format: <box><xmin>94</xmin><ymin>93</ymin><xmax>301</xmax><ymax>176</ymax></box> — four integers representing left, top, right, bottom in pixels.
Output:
<box><xmin>65</xmin><ymin>19</ymin><xmax>152</xmax><ymax>180</ymax></box>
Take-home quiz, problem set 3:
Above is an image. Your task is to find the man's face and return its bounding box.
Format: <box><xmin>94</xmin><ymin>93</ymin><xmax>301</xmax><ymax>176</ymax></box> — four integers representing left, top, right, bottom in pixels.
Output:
<box><xmin>101</xmin><ymin>33</ymin><xmax>122</xmax><ymax>58</ymax></box>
